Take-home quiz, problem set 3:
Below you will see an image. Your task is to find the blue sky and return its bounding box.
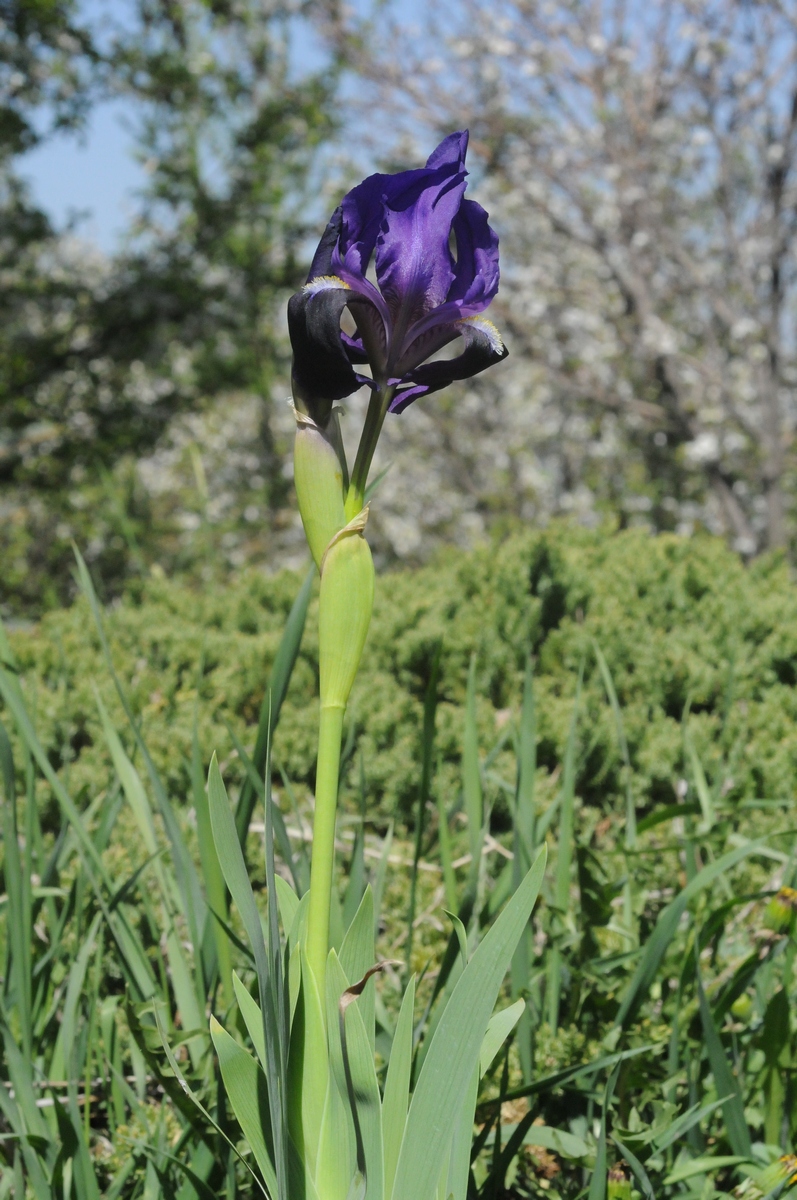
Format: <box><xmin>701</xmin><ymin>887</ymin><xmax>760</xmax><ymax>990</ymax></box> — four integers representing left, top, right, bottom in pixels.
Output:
<box><xmin>17</xmin><ymin>0</ymin><xmax>334</xmax><ymax>253</ymax></box>
<box><xmin>20</xmin><ymin>97</ymin><xmax>143</xmax><ymax>251</ymax></box>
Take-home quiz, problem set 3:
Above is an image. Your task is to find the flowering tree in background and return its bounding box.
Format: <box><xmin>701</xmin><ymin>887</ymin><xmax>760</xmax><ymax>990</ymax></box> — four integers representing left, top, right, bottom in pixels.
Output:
<box><xmin>0</xmin><ymin>0</ymin><xmax>336</xmax><ymax>612</ymax></box>
<box><xmin>7</xmin><ymin>0</ymin><xmax>797</xmax><ymax>614</ymax></box>
<box><xmin>322</xmin><ymin>0</ymin><xmax>797</xmax><ymax>555</ymax></box>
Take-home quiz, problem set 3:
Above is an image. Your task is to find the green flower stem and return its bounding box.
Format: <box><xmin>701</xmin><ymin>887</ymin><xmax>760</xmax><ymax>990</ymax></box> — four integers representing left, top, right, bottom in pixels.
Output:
<box><xmin>345</xmin><ymin>384</ymin><xmax>396</xmax><ymax>519</ymax></box>
<box><xmin>306</xmin><ymin>702</ymin><xmax>345</xmax><ymax>998</ymax></box>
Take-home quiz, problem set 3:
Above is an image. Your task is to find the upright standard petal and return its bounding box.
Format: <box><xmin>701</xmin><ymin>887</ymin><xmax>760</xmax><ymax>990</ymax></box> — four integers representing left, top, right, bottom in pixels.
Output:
<box><xmin>333</xmin><ymin>172</ymin><xmax>389</xmax><ymax>279</ymax></box>
<box><xmin>374</xmin><ymin>162</ymin><xmax>467</xmax><ymax>332</ymax></box>
<box><xmin>449</xmin><ymin>199</ymin><xmax>500</xmax><ymax>314</ymax></box>
<box><xmin>425</xmin><ymin>130</ymin><xmax>469</xmax><ymax>170</ymax></box>
<box><xmin>390</xmin><ymin>199</ymin><xmax>501</xmax><ymax>372</ymax></box>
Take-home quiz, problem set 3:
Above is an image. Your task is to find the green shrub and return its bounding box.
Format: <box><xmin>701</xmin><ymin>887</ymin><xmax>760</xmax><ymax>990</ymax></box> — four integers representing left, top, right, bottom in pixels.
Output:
<box><xmin>9</xmin><ymin>523</ymin><xmax>797</xmax><ymax>824</ymax></box>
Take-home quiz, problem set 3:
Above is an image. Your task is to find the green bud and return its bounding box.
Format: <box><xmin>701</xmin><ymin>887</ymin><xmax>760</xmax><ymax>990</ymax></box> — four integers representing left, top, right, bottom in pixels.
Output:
<box><xmin>764</xmin><ymin>886</ymin><xmax>797</xmax><ymax>934</ymax></box>
<box><xmin>318</xmin><ymin>509</ymin><xmax>375</xmax><ymax>710</ymax></box>
<box><xmin>730</xmin><ymin>992</ymin><xmax>754</xmax><ymax>1023</ymax></box>
<box><xmin>607</xmin><ymin>1162</ymin><xmax>632</xmax><ymax>1200</ymax></box>
<box><xmin>293</xmin><ymin>408</ymin><xmax>347</xmax><ymax>570</ymax></box>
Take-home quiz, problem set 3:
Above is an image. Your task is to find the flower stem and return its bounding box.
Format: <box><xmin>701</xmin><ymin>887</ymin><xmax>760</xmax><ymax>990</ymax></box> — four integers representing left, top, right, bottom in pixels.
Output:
<box><xmin>345</xmin><ymin>384</ymin><xmax>395</xmax><ymax>518</ymax></box>
<box><xmin>306</xmin><ymin>703</ymin><xmax>345</xmax><ymax>998</ymax></box>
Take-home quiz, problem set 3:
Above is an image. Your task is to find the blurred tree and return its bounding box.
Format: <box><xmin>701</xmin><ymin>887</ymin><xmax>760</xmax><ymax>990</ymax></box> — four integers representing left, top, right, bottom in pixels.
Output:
<box><xmin>321</xmin><ymin>0</ymin><xmax>797</xmax><ymax>557</ymax></box>
<box><xmin>0</xmin><ymin>0</ymin><xmax>96</xmax><ymax>154</ymax></box>
<box><xmin>0</xmin><ymin>0</ymin><xmax>336</xmax><ymax>613</ymax></box>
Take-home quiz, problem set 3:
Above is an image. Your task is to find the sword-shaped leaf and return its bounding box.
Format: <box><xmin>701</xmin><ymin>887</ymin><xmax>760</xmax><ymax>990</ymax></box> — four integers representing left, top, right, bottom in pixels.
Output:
<box><xmin>390</xmin><ymin>847</ymin><xmax>546</xmax><ymax>1200</ymax></box>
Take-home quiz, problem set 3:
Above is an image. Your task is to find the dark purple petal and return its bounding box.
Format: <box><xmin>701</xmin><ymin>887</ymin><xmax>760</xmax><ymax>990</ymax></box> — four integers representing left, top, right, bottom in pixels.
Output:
<box><xmin>332</xmin><ymin>173</ymin><xmax>390</xmax><ymax>279</ymax></box>
<box><xmin>388</xmin><ymin>317</ymin><xmax>508</xmax><ymax>413</ymax></box>
<box><xmin>392</xmin><ymin>203</ymin><xmax>500</xmax><ymax>368</ymax></box>
<box><xmin>307</xmin><ymin>205</ymin><xmax>343</xmax><ymax>281</ymax></box>
<box><xmin>393</xmin><ymin>321</ymin><xmax>462</xmax><ymax>376</ymax></box>
<box><xmin>288</xmin><ymin>281</ymin><xmax>362</xmax><ymax>421</ymax></box>
<box><xmin>448</xmin><ymin>199</ymin><xmax>500</xmax><ymax>313</ymax></box>
<box><xmin>330</xmin><ymin>132</ymin><xmax>468</xmax><ymax>286</ymax></box>
<box><xmin>425</xmin><ymin>130</ymin><xmax>469</xmax><ymax>170</ymax></box>
<box><xmin>340</xmin><ymin>330</ymin><xmax>369</xmax><ymax>362</ymax></box>
<box><xmin>347</xmin><ymin>292</ymin><xmax>389</xmax><ymax>376</ymax></box>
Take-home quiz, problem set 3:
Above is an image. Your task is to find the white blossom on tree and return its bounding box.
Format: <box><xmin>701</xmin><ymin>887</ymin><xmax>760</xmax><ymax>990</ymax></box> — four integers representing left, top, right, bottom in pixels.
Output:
<box><xmin>320</xmin><ymin>0</ymin><xmax>797</xmax><ymax>555</ymax></box>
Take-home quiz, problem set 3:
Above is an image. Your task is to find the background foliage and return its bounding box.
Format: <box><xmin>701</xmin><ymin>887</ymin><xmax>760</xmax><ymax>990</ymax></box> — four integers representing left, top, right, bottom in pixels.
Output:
<box><xmin>2</xmin><ymin>526</ymin><xmax>797</xmax><ymax>1198</ymax></box>
<box><xmin>10</xmin><ymin>522</ymin><xmax>797</xmax><ymax>827</ymax></box>
<box><xmin>7</xmin><ymin>1</ymin><xmax>797</xmax><ymax>612</ymax></box>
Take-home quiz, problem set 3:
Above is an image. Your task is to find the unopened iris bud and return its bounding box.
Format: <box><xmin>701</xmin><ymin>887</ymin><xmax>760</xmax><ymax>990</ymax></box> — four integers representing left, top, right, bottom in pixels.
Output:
<box><xmin>318</xmin><ymin>510</ymin><xmax>374</xmax><ymax>710</ymax></box>
<box><xmin>293</xmin><ymin>408</ymin><xmax>348</xmax><ymax>571</ymax></box>
<box><xmin>607</xmin><ymin>1162</ymin><xmax>632</xmax><ymax>1200</ymax></box>
<box><xmin>764</xmin><ymin>886</ymin><xmax>797</xmax><ymax>934</ymax></box>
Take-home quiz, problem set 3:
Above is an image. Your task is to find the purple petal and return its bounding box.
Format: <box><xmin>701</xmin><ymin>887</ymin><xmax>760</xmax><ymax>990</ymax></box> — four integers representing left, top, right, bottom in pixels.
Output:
<box><xmin>448</xmin><ymin>199</ymin><xmax>500</xmax><ymax>313</ymax></box>
<box><xmin>347</xmin><ymin>292</ymin><xmax>389</xmax><ymax>376</ymax></box>
<box><xmin>393</xmin><ymin>321</ymin><xmax>461</xmax><ymax>376</ymax></box>
<box><xmin>331</xmin><ymin>132</ymin><xmax>469</xmax><ymax>284</ymax></box>
<box><xmin>341</xmin><ymin>330</ymin><xmax>368</xmax><ymax>362</ymax></box>
<box><xmin>393</xmin><ymin>201</ymin><xmax>500</xmax><ymax>367</ymax></box>
<box><xmin>288</xmin><ymin>280</ymin><xmax>363</xmax><ymax>419</ymax></box>
<box><xmin>374</xmin><ymin>163</ymin><xmax>467</xmax><ymax>329</ymax></box>
<box><xmin>425</xmin><ymin>130</ymin><xmax>469</xmax><ymax>170</ymax></box>
<box><xmin>307</xmin><ymin>205</ymin><xmax>343</xmax><ymax>281</ymax></box>
<box><xmin>332</xmin><ymin>173</ymin><xmax>390</xmax><ymax>279</ymax></box>
<box><xmin>388</xmin><ymin>316</ymin><xmax>508</xmax><ymax>413</ymax></box>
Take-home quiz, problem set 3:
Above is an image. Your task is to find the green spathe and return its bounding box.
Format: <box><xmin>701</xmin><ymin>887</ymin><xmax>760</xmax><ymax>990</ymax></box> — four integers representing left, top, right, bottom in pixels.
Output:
<box><xmin>319</xmin><ymin>513</ymin><xmax>375</xmax><ymax>711</ymax></box>
<box><xmin>293</xmin><ymin>408</ymin><xmax>348</xmax><ymax>570</ymax></box>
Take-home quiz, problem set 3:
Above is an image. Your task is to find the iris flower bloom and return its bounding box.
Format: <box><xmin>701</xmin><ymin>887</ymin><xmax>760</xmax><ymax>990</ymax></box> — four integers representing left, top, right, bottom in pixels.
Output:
<box><xmin>288</xmin><ymin>131</ymin><xmax>508</xmax><ymax>507</ymax></box>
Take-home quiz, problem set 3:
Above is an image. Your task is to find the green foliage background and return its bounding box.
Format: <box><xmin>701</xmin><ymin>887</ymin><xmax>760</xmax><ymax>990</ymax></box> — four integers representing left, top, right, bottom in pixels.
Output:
<box><xmin>4</xmin><ymin>524</ymin><xmax>797</xmax><ymax>1200</ymax></box>
<box><xmin>12</xmin><ymin>523</ymin><xmax>797</xmax><ymax>826</ymax></box>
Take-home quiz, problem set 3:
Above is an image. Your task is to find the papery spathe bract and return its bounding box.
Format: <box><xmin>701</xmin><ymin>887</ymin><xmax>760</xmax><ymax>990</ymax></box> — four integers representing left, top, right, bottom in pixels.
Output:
<box><xmin>318</xmin><ymin>511</ymin><xmax>375</xmax><ymax>711</ymax></box>
<box><xmin>292</xmin><ymin>407</ymin><xmax>348</xmax><ymax>571</ymax></box>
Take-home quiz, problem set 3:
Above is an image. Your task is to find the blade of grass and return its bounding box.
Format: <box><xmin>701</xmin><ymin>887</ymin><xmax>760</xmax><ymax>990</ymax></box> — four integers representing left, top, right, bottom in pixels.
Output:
<box><xmin>210</xmin><ymin>1018</ymin><xmax>278</xmax><ymax>1196</ymax></box>
<box><xmin>615</xmin><ymin>839</ymin><xmax>765</xmax><ymax>1029</ymax></box>
<box><xmin>0</xmin><ymin>720</ymin><xmax>32</xmax><ymax>1061</ymax></box>
<box><xmin>0</xmin><ymin>668</ymin><xmax>157</xmax><ymax>999</ymax></box>
<box><xmin>685</xmin><ymin>727</ymin><xmax>715</xmax><ymax>832</ymax></box>
<box><xmin>74</xmin><ymin>549</ymin><xmax>206</xmax><ymax>963</ymax></box>
<box><xmin>436</xmin><ymin>789</ymin><xmax>457</xmax><ymax>913</ymax></box>
<box><xmin>548</xmin><ymin>661</ymin><xmax>583</xmax><ymax>1033</ymax></box>
<box><xmin>235</xmin><ymin>563</ymin><xmax>314</xmax><ymax>846</ymax></box>
<box><xmin>612</xmin><ymin>1137</ymin><xmax>656</xmax><ymax>1200</ymax></box>
<box><xmin>587</xmin><ymin>1066</ymin><xmax>619</xmax><ymax>1200</ymax></box>
<box><xmin>593</xmin><ymin>642</ymin><xmax>637</xmax><ymax>945</ymax></box>
<box><xmin>343</xmin><ymin>762</ymin><xmax>368</xmax><ymax>934</ymax></box>
<box><xmin>151</xmin><ymin>1006</ymin><xmax>269</xmax><ymax>1199</ymax></box>
<box><xmin>511</xmin><ymin>657</ymin><xmax>536</xmax><ymax>1082</ymax></box>
<box><xmin>371</xmin><ymin>820</ymin><xmax>393</xmax><ymax>938</ymax></box>
<box><xmin>406</xmin><ymin>646</ymin><xmax>440</xmax><ymax>972</ymax></box>
<box><xmin>191</xmin><ymin>702</ymin><xmax>233</xmax><ymax>1008</ymax></box>
<box><xmin>225</xmin><ymin>718</ymin><xmax>300</xmax><ymax>894</ymax></box>
<box><xmin>208</xmin><ymin>751</ymin><xmax>289</xmax><ymax>1198</ymax></box>
<box><xmin>463</xmin><ymin>653</ymin><xmax>483</xmax><ymax>865</ymax></box>
<box><xmin>382</xmin><ymin>976</ymin><xmax>415</xmax><ymax>1200</ymax></box>
<box><xmin>696</xmin><ymin>969</ymin><xmax>751</xmax><ymax>1157</ymax></box>
<box><xmin>391</xmin><ymin>848</ymin><xmax>547</xmax><ymax>1200</ymax></box>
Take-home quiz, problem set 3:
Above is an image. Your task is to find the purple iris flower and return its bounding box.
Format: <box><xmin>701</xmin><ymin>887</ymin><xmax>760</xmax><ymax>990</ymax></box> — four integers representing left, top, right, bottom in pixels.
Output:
<box><xmin>288</xmin><ymin>131</ymin><xmax>507</xmax><ymax>422</ymax></box>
